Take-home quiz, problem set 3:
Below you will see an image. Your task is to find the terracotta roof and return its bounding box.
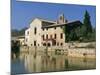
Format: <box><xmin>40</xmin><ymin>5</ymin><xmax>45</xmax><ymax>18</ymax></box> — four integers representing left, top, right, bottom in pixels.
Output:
<box><xmin>42</xmin><ymin>20</ymin><xmax>82</xmax><ymax>28</ymax></box>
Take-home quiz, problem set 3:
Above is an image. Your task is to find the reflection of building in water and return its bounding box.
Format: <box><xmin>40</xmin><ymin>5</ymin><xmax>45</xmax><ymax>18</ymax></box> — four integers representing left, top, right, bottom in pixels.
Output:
<box><xmin>24</xmin><ymin>54</ymin><xmax>43</xmax><ymax>72</ymax></box>
<box><xmin>23</xmin><ymin>53</ymin><xmax>68</xmax><ymax>72</ymax></box>
<box><xmin>25</xmin><ymin>14</ymin><xmax>82</xmax><ymax>47</ymax></box>
<box><xmin>20</xmin><ymin>53</ymin><xmax>95</xmax><ymax>73</ymax></box>
<box><xmin>54</xmin><ymin>56</ymin><xmax>66</xmax><ymax>70</ymax></box>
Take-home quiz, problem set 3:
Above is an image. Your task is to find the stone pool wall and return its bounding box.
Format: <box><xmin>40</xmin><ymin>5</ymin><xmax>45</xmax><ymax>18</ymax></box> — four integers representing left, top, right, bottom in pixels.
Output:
<box><xmin>20</xmin><ymin>42</ymin><xmax>96</xmax><ymax>58</ymax></box>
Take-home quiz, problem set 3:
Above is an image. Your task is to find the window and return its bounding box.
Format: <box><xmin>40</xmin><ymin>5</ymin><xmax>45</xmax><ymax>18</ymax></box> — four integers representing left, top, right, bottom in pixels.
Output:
<box><xmin>47</xmin><ymin>43</ymin><xmax>51</xmax><ymax>47</ymax></box>
<box><xmin>54</xmin><ymin>27</ymin><xmax>56</xmax><ymax>29</ymax></box>
<box><xmin>57</xmin><ymin>42</ymin><xmax>59</xmax><ymax>46</ymax></box>
<box><xmin>43</xmin><ymin>43</ymin><xmax>46</xmax><ymax>46</ymax></box>
<box><xmin>42</xmin><ymin>28</ymin><xmax>44</xmax><ymax>31</ymax></box>
<box><xmin>54</xmin><ymin>34</ymin><xmax>56</xmax><ymax>39</ymax></box>
<box><xmin>34</xmin><ymin>27</ymin><xmax>37</xmax><ymax>34</ymax></box>
<box><xmin>60</xmin><ymin>33</ymin><xmax>63</xmax><ymax>39</ymax></box>
<box><xmin>60</xmin><ymin>16</ymin><xmax>63</xmax><ymax>20</ymax></box>
<box><xmin>42</xmin><ymin>35</ymin><xmax>44</xmax><ymax>40</ymax></box>
<box><xmin>34</xmin><ymin>41</ymin><xmax>36</xmax><ymax>46</ymax></box>
<box><xmin>46</xmin><ymin>28</ymin><xmax>48</xmax><ymax>30</ymax></box>
<box><xmin>31</xmin><ymin>44</ymin><xmax>33</xmax><ymax>46</ymax></box>
<box><xmin>61</xmin><ymin>43</ymin><xmax>63</xmax><ymax>46</ymax></box>
<box><xmin>46</xmin><ymin>34</ymin><xmax>48</xmax><ymax>39</ymax></box>
<box><xmin>27</xmin><ymin>31</ymin><xmax>29</xmax><ymax>35</ymax></box>
<box><xmin>50</xmin><ymin>35</ymin><xmax>52</xmax><ymax>39</ymax></box>
<box><xmin>26</xmin><ymin>38</ymin><xmax>27</xmax><ymax>42</ymax></box>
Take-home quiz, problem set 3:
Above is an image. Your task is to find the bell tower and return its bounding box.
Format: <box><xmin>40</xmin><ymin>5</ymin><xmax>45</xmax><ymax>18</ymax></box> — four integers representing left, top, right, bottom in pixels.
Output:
<box><xmin>57</xmin><ymin>14</ymin><xmax>67</xmax><ymax>24</ymax></box>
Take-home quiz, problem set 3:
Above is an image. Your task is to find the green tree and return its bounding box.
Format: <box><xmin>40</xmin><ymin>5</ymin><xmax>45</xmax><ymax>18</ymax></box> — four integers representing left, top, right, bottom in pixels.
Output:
<box><xmin>63</xmin><ymin>25</ymin><xmax>70</xmax><ymax>42</ymax></box>
<box><xmin>69</xmin><ymin>29</ymin><xmax>78</xmax><ymax>41</ymax></box>
<box><xmin>63</xmin><ymin>10</ymin><xmax>95</xmax><ymax>42</ymax></box>
<box><xmin>63</xmin><ymin>25</ymin><xmax>79</xmax><ymax>42</ymax></box>
<box><xmin>83</xmin><ymin>10</ymin><xmax>93</xmax><ymax>35</ymax></box>
<box><xmin>11</xmin><ymin>27</ymin><xmax>28</xmax><ymax>37</ymax></box>
<box><xmin>77</xmin><ymin>10</ymin><xmax>94</xmax><ymax>42</ymax></box>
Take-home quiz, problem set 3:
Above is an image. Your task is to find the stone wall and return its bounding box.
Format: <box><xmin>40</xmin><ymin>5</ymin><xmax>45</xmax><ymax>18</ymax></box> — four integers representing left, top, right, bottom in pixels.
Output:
<box><xmin>20</xmin><ymin>43</ymin><xmax>96</xmax><ymax>59</ymax></box>
<box><xmin>68</xmin><ymin>48</ymin><xmax>96</xmax><ymax>58</ymax></box>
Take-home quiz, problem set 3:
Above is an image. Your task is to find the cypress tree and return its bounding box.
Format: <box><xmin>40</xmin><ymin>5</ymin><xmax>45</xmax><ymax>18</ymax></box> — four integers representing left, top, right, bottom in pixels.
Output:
<box><xmin>83</xmin><ymin>10</ymin><xmax>93</xmax><ymax>34</ymax></box>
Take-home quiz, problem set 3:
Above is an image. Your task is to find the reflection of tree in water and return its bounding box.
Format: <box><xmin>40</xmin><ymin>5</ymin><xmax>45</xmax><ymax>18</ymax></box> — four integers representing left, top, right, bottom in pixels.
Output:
<box><xmin>18</xmin><ymin>51</ymin><xmax>96</xmax><ymax>73</ymax></box>
<box><xmin>11</xmin><ymin>41</ymin><xmax>20</xmax><ymax>59</ymax></box>
<box><xmin>12</xmin><ymin>50</ymin><xmax>96</xmax><ymax>74</ymax></box>
<box><xmin>65</xmin><ymin>59</ymin><xmax>69</xmax><ymax>69</ymax></box>
<box><xmin>52</xmin><ymin>57</ymin><xmax>56</xmax><ymax>66</ymax></box>
<box><xmin>23</xmin><ymin>52</ymin><xmax>67</xmax><ymax>72</ymax></box>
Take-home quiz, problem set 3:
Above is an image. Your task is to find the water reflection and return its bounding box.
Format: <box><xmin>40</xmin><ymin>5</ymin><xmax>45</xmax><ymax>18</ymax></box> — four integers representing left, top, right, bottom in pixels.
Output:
<box><xmin>11</xmin><ymin>51</ymin><xmax>96</xmax><ymax>74</ymax></box>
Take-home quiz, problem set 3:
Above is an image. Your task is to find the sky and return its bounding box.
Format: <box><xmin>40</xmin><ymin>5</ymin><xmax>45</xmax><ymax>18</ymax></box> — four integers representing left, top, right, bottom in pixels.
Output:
<box><xmin>11</xmin><ymin>0</ymin><xmax>96</xmax><ymax>30</ymax></box>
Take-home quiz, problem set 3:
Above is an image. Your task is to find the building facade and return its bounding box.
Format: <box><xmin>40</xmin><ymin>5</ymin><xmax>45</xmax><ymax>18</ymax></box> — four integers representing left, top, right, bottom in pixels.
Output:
<box><xmin>12</xmin><ymin>36</ymin><xmax>25</xmax><ymax>46</ymax></box>
<box><xmin>25</xmin><ymin>14</ymin><xmax>82</xmax><ymax>47</ymax></box>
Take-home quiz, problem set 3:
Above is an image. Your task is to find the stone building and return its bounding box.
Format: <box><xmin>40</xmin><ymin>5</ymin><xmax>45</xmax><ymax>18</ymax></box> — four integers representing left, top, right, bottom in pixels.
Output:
<box><xmin>25</xmin><ymin>14</ymin><xmax>82</xmax><ymax>47</ymax></box>
<box><xmin>11</xmin><ymin>36</ymin><xmax>25</xmax><ymax>46</ymax></box>
<box><xmin>17</xmin><ymin>36</ymin><xmax>25</xmax><ymax>46</ymax></box>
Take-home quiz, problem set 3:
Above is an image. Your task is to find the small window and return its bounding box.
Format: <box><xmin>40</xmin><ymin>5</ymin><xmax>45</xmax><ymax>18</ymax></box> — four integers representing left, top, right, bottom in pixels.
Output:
<box><xmin>61</xmin><ymin>43</ymin><xmax>63</xmax><ymax>46</ymax></box>
<box><xmin>50</xmin><ymin>35</ymin><xmax>52</xmax><ymax>39</ymax></box>
<box><xmin>31</xmin><ymin>44</ymin><xmax>33</xmax><ymax>46</ymax></box>
<box><xmin>42</xmin><ymin>35</ymin><xmax>45</xmax><ymax>40</ymax></box>
<box><xmin>26</xmin><ymin>38</ymin><xmax>27</xmax><ymax>42</ymax></box>
<box><xmin>54</xmin><ymin>34</ymin><xmax>56</xmax><ymax>39</ymax></box>
<box><xmin>34</xmin><ymin>41</ymin><xmax>36</xmax><ymax>46</ymax></box>
<box><xmin>60</xmin><ymin>33</ymin><xmax>63</xmax><ymax>39</ymax></box>
<box><xmin>57</xmin><ymin>42</ymin><xmax>59</xmax><ymax>46</ymax></box>
<box><xmin>46</xmin><ymin>34</ymin><xmax>48</xmax><ymax>39</ymax></box>
<box><xmin>34</xmin><ymin>27</ymin><xmax>37</xmax><ymax>35</ymax></box>
<box><xmin>60</xmin><ymin>16</ymin><xmax>63</xmax><ymax>20</ymax></box>
<box><xmin>47</xmin><ymin>43</ymin><xmax>51</xmax><ymax>47</ymax></box>
<box><xmin>42</xmin><ymin>28</ymin><xmax>44</xmax><ymax>31</ymax></box>
<box><xmin>46</xmin><ymin>28</ymin><xmax>48</xmax><ymax>30</ymax></box>
<box><xmin>27</xmin><ymin>31</ymin><xmax>29</xmax><ymax>35</ymax></box>
<box><xmin>54</xmin><ymin>27</ymin><xmax>56</xmax><ymax>29</ymax></box>
<box><xmin>43</xmin><ymin>43</ymin><xmax>46</xmax><ymax>46</ymax></box>
<box><xmin>38</xmin><ymin>44</ymin><xmax>39</xmax><ymax>46</ymax></box>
